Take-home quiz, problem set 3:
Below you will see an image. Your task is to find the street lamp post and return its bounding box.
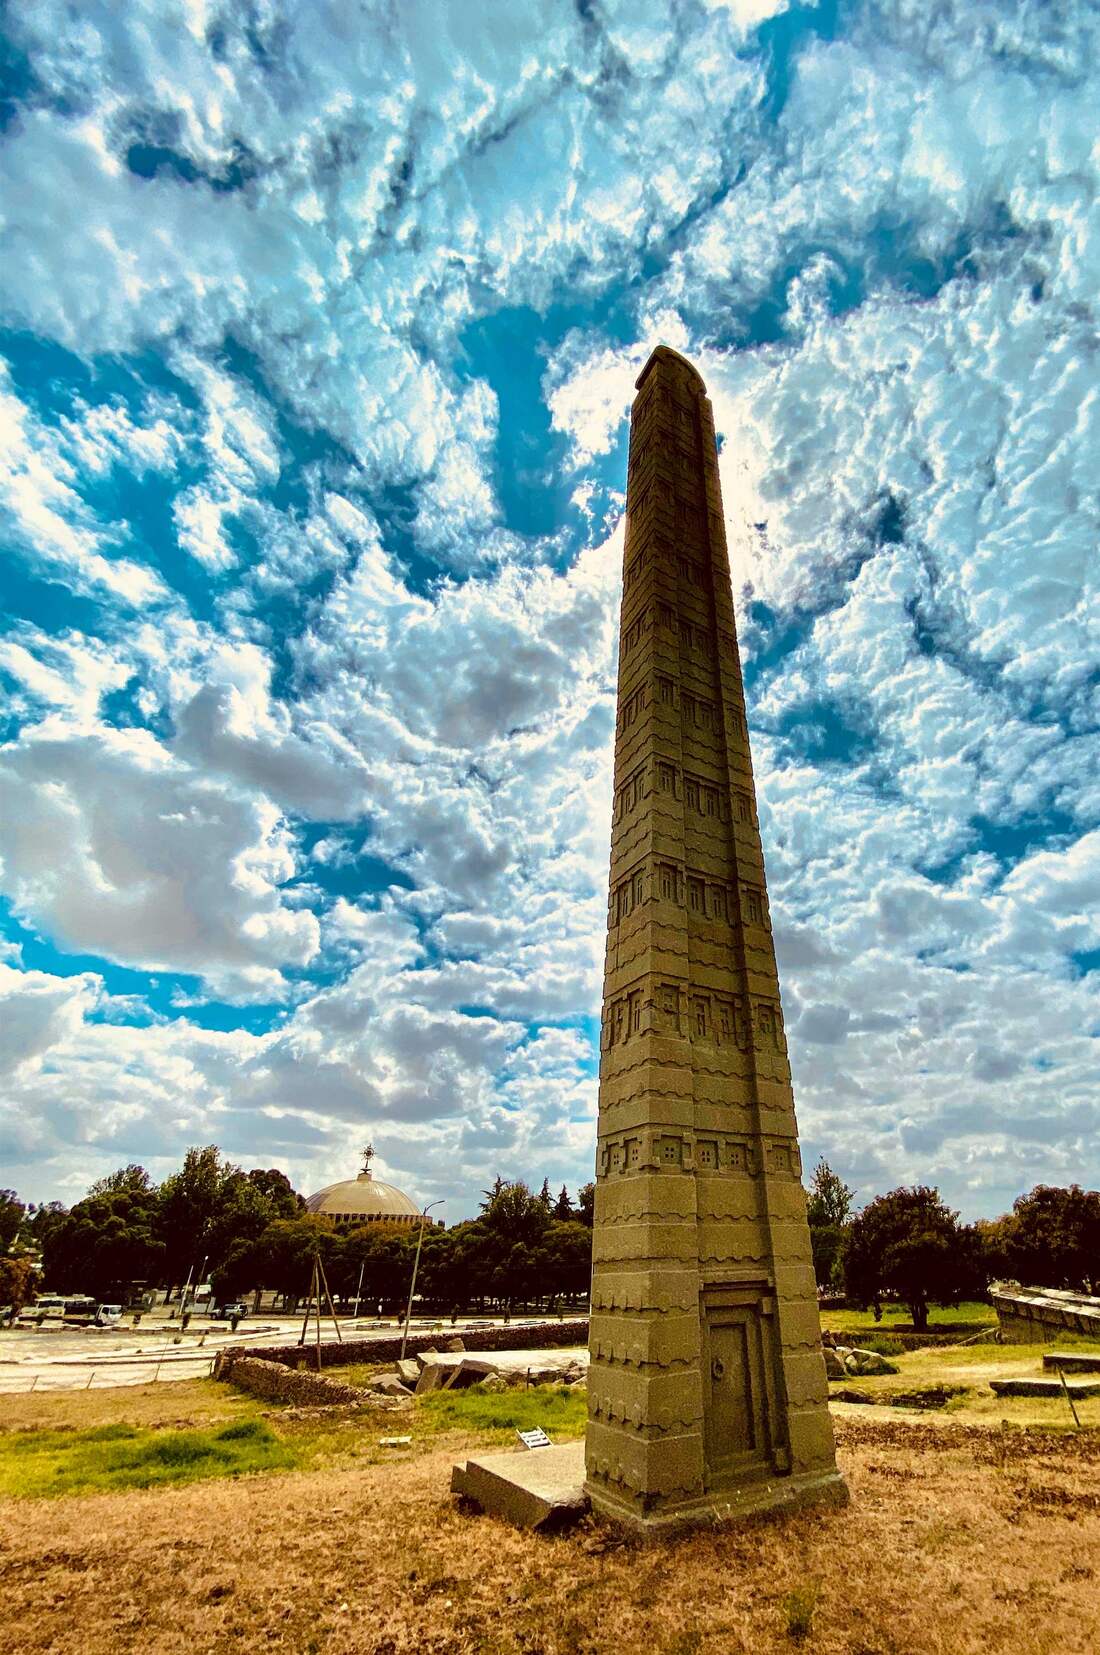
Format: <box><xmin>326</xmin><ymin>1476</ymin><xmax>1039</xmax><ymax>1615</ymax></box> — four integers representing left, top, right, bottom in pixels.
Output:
<box><xmin>400</xmin><ymin>1199</ymin><xmax>444</xmax><ymax>1360</ymax></box>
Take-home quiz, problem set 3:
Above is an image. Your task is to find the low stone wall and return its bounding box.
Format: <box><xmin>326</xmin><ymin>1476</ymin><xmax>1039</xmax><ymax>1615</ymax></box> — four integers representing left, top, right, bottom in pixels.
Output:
<box><xmin>236</xmin><ymin>1319</ymin><xmax>590</xmax><ymax>1372</ymax></box>
<box><xmin>213</xmin><ymin>1352</ymin><xmax>368</xmax><ymax>1406</ymax></box>
<box><xmin>991</xmin><ymin>1287</ymin><xmax>1100</xmax><ymax>1346</ymax></box>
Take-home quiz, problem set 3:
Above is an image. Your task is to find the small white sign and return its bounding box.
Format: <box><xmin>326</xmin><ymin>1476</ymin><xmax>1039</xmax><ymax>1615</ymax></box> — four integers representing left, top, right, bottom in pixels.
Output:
<box><xmin>517</xmin><ymin>1426</ymin><xmax>552</xmax><ymax>1450</ymax></box>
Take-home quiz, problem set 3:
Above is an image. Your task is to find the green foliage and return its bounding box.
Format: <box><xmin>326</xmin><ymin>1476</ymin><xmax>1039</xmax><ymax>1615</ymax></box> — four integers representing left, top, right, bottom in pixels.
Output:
<box><xmin>806</xmin><ymin>1159</ymin><xmax>854</xmax><ymax>1290</ymax></box>
<box><xmin>806</xmin><ymin>1160</ymin><xmax>854</xmax><ymax>1228</ymax></box>
<box><xmin>575</xmin><ymin>1183</ymin><xmax>595</xmax><ymax>1227</ymax></box>
<box><xmin>41</xmin><ymin>1178</ymin><xmax>164</xmax><ymax>1300</ymax></box>
<box><xmin>781</xmin><ymin>1580</ymin><xmax>820</xmax><ymax>1642</ymax></box>
<box><xmin>0</xmin><ymin>1417</ymin><xmax>294</xmax><ymax>1498</ymax></box>
<box><xmin>417</xmin><ymin>1383</ymin><xmax>587</xmax><ymax>1438</ymax></box>
<box><xmin>842</xmin><ymin>1187</ymin><xmax>987</xmax><ymax>1331</ymax></box>
<box><xmin>0</xmin><ymin>1253</ymin><xmax>37</xmax><ymax>1310</ymax></box>
<box><xmin>0</xmin><ymin>1188</ymin><xmax>25</xmax><ymax>1252</ymax></box>
<box><xmin>1000</xmin><ymin>1184</ymin><xmax>1100</xmax><ymax>1294</ymax></box>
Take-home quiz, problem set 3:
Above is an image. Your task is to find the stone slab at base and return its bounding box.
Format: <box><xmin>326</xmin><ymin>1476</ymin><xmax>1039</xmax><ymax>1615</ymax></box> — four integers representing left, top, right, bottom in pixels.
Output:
<box><xmin>451</xmin><ymin>1441</ymin><xmax>588</xmax><ymax>1531</ymax></box>
<box><xmin>1043</xmin><ymin>1352</ymin><xmax>1100</xmax><ymax>1375</ymax></box>
<box><xmin>990</xmin><ymin>1376</ymin><xmax>1100</xmax><ymax>1398</ymax></box>
<box><xmin>586</xmin><ymin>1468</ymin><xmax>849</xmax><ymax>1538</ymax></box>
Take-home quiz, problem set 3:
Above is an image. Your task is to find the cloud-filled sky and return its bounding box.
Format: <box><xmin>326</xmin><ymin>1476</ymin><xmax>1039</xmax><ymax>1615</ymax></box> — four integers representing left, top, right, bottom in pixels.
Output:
<box><xmin>0</xmin><ymin>0</ymin><xmax>1097</xmax><ymax>1220</ymax></box>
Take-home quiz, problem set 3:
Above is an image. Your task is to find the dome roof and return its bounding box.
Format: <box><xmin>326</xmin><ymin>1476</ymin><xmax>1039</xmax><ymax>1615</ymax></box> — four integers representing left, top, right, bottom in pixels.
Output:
<box><xmin>305</xmin><ymin>1169</ymin><xmax>421</xmax><ymax>1226</ymax></box>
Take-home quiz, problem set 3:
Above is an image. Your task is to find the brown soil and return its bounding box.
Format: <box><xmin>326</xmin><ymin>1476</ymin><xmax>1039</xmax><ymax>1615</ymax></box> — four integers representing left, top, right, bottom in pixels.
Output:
<box><xmin>2</xmin><ymin>1417</ymin><xmax>1099</xmax><ymax>1654</ymax></box>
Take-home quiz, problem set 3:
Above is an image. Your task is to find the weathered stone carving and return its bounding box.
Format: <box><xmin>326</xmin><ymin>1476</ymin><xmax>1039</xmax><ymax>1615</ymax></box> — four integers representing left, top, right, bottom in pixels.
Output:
<box><xmin>585</xmin><ymin>346</ymin><xmax>847</xmax><ymax>1531</ymax></box>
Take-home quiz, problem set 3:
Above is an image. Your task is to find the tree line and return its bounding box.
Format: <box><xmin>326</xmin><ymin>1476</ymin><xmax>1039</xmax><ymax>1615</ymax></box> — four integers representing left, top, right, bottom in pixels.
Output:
<box><xmin>0</xmin><ymin>1150</ymin><xmax>595</xmax><ymax>1313</ymax></box>
<box><xmin>805</xmin><ymin>1160</ymin><xmax>1100</xmax><ymax>1329</ymax></box>
<box><xmin>2</xmin><ymin>1146</ymin><xmax>1097</xmax><ymax>1323</ymax></box>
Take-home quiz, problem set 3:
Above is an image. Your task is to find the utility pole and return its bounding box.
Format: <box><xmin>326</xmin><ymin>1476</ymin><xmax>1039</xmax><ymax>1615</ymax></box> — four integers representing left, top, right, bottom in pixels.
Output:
<box><xmin>400</xmin><ymin>1200</ymin><xmax>444</xmax><ymax>1360</ymax></box>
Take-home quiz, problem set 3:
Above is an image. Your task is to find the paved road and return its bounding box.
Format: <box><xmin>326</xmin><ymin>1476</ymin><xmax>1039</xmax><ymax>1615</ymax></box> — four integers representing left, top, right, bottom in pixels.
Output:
<box><xmin>0</xmin><ymin>1315</ymin><xmax>565</xmax><ymax>1392</ymax></box>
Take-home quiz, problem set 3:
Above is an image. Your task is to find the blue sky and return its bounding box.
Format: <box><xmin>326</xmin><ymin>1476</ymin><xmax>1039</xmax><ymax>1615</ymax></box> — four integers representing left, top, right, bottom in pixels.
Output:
<box><xmin>0</xmin><ymin>0</ymin><xmax>1097</xmax><ymax>1220</ymax></box>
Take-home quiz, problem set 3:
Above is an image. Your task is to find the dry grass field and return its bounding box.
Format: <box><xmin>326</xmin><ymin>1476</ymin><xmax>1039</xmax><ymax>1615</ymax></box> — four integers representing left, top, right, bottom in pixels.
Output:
<box><xmin>2</xmin><ymin>1373</ymin><xmax>1100</xmax><ymax>1655</ymax></box>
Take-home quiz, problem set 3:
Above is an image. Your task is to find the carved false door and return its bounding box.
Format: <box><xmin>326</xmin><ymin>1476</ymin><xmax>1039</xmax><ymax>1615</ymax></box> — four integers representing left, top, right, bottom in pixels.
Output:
<box><xmin>701</xmin><ymin>1283</ymin><xmax>775</xmax><ymax>1486</ymax></box>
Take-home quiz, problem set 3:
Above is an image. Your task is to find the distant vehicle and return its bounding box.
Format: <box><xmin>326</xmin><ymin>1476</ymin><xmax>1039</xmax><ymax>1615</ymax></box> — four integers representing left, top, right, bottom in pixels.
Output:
<box><xmin>31</xmin><ymin>1294</ymin><xmax>98</xmax><ymax>1320</ymax></box>
<box><xmin>212</xmin><ymin>1302</ymin><xmax>248</xmax><ymax>1320</ymax></box>
<box><xmin>95</xmin><ymin>1304</ymin><xmax>123</xmax><ymax>1325</ymax></box>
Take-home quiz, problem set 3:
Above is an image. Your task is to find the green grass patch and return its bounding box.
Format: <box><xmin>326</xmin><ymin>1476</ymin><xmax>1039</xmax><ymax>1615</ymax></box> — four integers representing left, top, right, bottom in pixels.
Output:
<box><xmin>819</xmin><ymin>1300</ymin><xmax>996</xmax><ymax>1333</ymax></box>
<box><xmin>0</xmin><ymin>1415</ymin><xmax>297</xmax><ymax>1499</ymax></box>
<box><xmin>417</xmin><ymin>1383</ymin><xmax>587</xmax><ymax>1440</ymax></box>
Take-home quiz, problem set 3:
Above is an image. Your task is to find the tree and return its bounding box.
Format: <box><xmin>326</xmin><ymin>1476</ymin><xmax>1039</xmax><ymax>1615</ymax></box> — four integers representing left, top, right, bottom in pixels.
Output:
<box><xmin>805</xmin><ymin>1159</ymin><xmax>855</xmax><ymax>1291</ymax></box>
<box><xmin>806</xmin><ymin>1160</ymin><xmax>854</xmax><ymax>1229</ymax></box>
<box><xmin>0</xmin><ymin>1190</ymin><xmax>25</xmax><ymax>1253</ymax></box>
<box><xmin>242</xmin><ymin>1216</ymin><xmax>340</xmax><ymax>1305</ymax></box>
<box><xmin>539</xmin><ymin>1220</ymin><xmax>592</xmax><ymax>1300</ymax></box>
<box><xmin>88</xmin><ymin>1165</ymin><xmax>155</xmax><ymax>1199</ymax></box>
<box><xmin>537</xmin><ymin>1178</ymin><xmax>553</xmax><ymax>1212</ymax></box>
<box><xmin>1001</xmin><ymin>1185</ymin><xmax>1100</xmax><ymax>1293</ymax></box>
<box><xmin>19</xmin><ymin>1201</ymin><xmax>67</xmax><ymax>1256</ymax></box>
<box><xmin>552</xmin><ymin>1185</ymin><xmax>574</xmax><ymax>1222</ymax></box>
<box><xmin>41</xmin><ymin>1183</ymin><xmax>165</xmax><ymax>1300</ymax></box>
<box><xmin>157</xmin><ymin>1145</ymin><xmax>241</xmax><ymax>1287</ymax></box>
<box><xmin>0</xmin><ymin>1254</ymin><xmax>37</xmax><ymax>1312</ymax></box>
<box><xmin>842</xmin><ymin>1186</ymin><xmax>984</xmax><ymax>1331</ymax></box>
<box><xmin>575</xmin><ymin>1183</ymin><xmax>595</xmax><ymax>1228</ymax></box>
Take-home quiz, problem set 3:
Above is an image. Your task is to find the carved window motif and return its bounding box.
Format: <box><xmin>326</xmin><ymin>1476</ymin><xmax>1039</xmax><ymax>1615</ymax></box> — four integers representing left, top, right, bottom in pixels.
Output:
<box><xmin>623</xmin><ymin>687</ymin><xmax>647</xmax><ymax>730</ymax></box>
<box><xmin>745</xmin><ymin>888</ymin><xmax>763</xmax><ymax>925</ymax></box>
<box><xmin>659</xmin><ymin>863</ymin><xmax>678</xmax><ymax>901</ymax></box>
<box><xmin>685</xmin><ymin>777</ymin><xmax>700</xmax><ymax>810</ymax></box>
<box><xmin>628</xmin><ymin>1139</ymin><xmax>640</xmax><ymax>1169</ymax></box>
<box><xmin>628</xmin><ymin>992</ymin><xmax>642</xmax><ymax>1035</ymax></box>
<box><xmin>733</xmin><ymin>791</ymin><xmax>752</xmax><ymax>825</ymax></box>
<box><xmin>612</xmin><ymin>1001</ymin><xmax>624</xmax><ymax>1045</ymax></box>
<box><xmin>679</xmin><ymin>618</ymin><xmax>694</xmax><ymax>650</ymax></box>
<box><xmin>710</xmin><ymin>885</ymin><xmax>728</xmax><ymax>922</ymax></box>
<box><xmin>630</xmin><ymin>438</ymin><xmax>650</xmax><ymax>471</ymax></box>
<box><xmin>677</xmin><ymin>406</ymin><xmax>693</xmax><ymax>432</ymax></box>
<box><xmin>728</xmin><ymin>1144</ymin><xmax>744</xmax><ymax>1170</ymax></box>
<box><xmin>757</xmin><ymin>1003</ymin><xmax>776</xmax><ymax>1046</ymax></box>
<box><xmin>688</xmin><ymin>876</ymin><xmax>705</xmax><ymax>913</ymax></box>
<box><xmin>659</xmin><ymin>984</ymin><xmax>680</xmax><ymax>1029</ymax></box>
<box><xmin>697</xmin><ymin>1140</ymin><xmax>717</xmax><ymax>1170</ymax></box>
<box><xmin>694</xmin><ymin>626</ymin><xmax>712</xmax><ymax>659</ymax></box>
<box><xmin>717</xmin><ymin>1001</ymin><xmax>734</xmax><ymax>1041</ymax></box>
<box><xmin>656</xmin><ymin>674</ymin><xmax>674</xmax><ymax>704</ymax></box>
<box><xmin>694</xmin><ymin>998</ymin><xmax>708</xmax><ymax>1038</ymax></box>
<box><xmin>658</xmin><ymin>762</ymin><xmax>677</xmax><ymax>795</ymax></box>
<box><xmin>697</xmin><ymin>699</ymin><xmax>714</xmax><ymax>732</ymax></box>
<box><xmin>681</xmin><ymin>692</ymin><xmax>694</xmax><ymax>724</ymax></box>
<box><xmin>610</xmin><ymin>1142</ymin><xmax>624</xmax><ymax>1173</ymax></box>
<box><xmin>630</xmin><ymin>487</ymin><xmax>649</xmax><ymax>521</ymax></box>
<box><xmin>658</xmin><ymin>602</ymin><xmax>675</xmax><ymax>630</ymax></box>
<box><xmin>623</xmin><ymin>615</ymin><xmax>646</xmax><ymax>656</ymax></box>
<box><xmin>661</xmin><ymin>1138</ymin><xmax>681</xmax><ymax>1166</ymax></box>
<box><xmin>769</xmin><ymin>1145</ymin><xmax>791</xmax><ymax>1174</ymax></box>
<box><xmin>625</xmin><ymin>554</ymin><xmax>644</xmax><ymax>591</ymax></box>
<box><xmin>632</xmin><ymin>869</ymin><xmax>645</xmax><ymax>908</ymax></box>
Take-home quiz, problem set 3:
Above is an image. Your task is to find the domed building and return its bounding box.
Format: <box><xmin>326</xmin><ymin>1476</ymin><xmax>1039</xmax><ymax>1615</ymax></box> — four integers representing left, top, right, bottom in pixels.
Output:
<box><xmin>305</xmin><ymin>1147</ymin><xmax>422</xmax><ymax>1230</ymax></box>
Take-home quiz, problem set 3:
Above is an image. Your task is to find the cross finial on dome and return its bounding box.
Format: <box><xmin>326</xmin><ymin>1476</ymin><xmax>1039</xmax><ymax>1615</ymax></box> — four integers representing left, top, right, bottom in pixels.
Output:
<box><xmin>361</xmin><ymin>1143</ymin><xmax>374</xmax><ymax>1178</ymax></box>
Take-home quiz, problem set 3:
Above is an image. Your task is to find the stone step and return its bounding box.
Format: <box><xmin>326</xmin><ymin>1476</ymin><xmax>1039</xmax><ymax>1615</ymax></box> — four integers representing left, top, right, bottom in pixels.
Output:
<box><xmin>1042</xmin><ymin>1351</ymin><xmax>1100</xmax><ymax>1374</ymax></box>
<box><xmin>451</xmin><ymin>1440</ymin><xmax>588</xmax><ymax>1530</ymax></box>
<box><xmin>990</xmin><ymin>1376</ymin><xmax>1100</xmax><ymax>1398</ymax></box>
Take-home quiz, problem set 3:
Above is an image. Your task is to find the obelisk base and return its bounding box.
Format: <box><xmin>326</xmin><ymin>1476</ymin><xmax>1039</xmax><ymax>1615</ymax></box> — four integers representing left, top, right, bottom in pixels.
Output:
<box><xmin>585</xmin><ymin>1466</ymin><xmax>848</xmax><ymax>1537</ymax></box>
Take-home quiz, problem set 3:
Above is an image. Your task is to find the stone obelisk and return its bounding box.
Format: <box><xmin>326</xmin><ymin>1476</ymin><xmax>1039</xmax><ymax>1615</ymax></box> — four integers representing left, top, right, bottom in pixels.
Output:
<box><xmin>584</xmin><ymin>346</ymin><xmax>846</xmax><ymax>1531</ymax></box>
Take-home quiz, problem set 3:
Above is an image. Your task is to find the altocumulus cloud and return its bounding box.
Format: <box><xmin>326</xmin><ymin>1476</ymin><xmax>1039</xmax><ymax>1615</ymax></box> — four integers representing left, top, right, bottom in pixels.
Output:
<box><xmin>0</xmin><ymin>0</ymin><xmax>1096</xmax><ymax>1216</ymax></box>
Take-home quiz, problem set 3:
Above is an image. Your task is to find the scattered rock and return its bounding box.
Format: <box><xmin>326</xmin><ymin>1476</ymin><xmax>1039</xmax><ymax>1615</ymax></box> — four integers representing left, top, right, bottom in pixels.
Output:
<box><xmin>479</xmin><ymin>1375</ymin><xmax>509</xmax><ymax>1393</ymax></box>
<box><xmin>445</xmin><ymin>1336</ymin><xmax>466</xmax><ymax>1352</ymax></box>
<box><xmin>823</xmin><ymin>1347</ymin><xmax>847</xmax><ymax>1379</ymax></box>
<box><xmin>844</xmin><ymin>1349</ymin><xmax>898</xmax><ymax>1376</ymax></box>
<box><xmin>414</xmin><ymin>1360</ymin><xmax>450</xmax><ymax>1395</ymax></box>
<box><xmin>368</xmin><ymin>1373</ymin><xmax>412</xmax><ymax>1398</ymax></box>
<box><xmin>395</xmin><ymin>1359</ymin><xmax>420</xmax><ymax>1387</ymax></box>
<box><xmin>833</xmin><ymin>1388</ymin><xmax>875</xmax><ymax>1405</ymax></box>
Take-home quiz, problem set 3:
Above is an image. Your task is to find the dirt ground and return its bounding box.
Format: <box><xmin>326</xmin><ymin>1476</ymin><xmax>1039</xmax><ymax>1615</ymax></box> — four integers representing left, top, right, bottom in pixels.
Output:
<box><xmin>1</xmin><ymin>1411</ymin><xmax>1099</xmax><ymax>1655</ymax></box>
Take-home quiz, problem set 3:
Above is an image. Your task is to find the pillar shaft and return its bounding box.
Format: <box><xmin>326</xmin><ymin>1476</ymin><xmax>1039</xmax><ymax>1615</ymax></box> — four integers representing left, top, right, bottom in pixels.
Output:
<box><xmin>585</xmin><ymin>346</ymin><xmax>845</xmax><ymax>1529</ymax></box>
